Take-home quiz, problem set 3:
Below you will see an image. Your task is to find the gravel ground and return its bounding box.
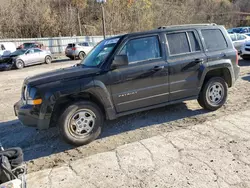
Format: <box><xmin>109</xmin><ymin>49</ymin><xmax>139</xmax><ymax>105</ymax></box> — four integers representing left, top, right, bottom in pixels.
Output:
<box><xmin>0</xmin><ymin>59</ymin><xmax>249</xmax><ymax>173</ymax></box>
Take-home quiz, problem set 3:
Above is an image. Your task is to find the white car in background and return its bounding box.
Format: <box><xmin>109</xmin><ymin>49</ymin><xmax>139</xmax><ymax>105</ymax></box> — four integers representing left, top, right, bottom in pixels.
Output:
<box><xmin>0</xmin><ymin>42</ymin><xmax>16</xmax><ymax>57</ymax></box>
<box><xmin>229</xmin><ymin>33</ymin><xmax>250</xmax><ymax>52</ymax></box>
<box><xmin>65</xmin><ymin>42</ymin><xmax>95</xmax><ymax>60</ymax></box>
<box><xmin>240</xmin><ymin>38</ymin><xmax>250</xmax><ymax>60</ymax></box>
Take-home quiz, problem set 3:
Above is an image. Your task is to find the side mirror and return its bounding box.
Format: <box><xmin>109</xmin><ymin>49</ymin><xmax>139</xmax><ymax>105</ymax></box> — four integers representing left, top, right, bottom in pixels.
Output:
<box><xmin>111</xmin><ymin>55</ymin><xmax>128</xmax><ymax>69</ymax></box>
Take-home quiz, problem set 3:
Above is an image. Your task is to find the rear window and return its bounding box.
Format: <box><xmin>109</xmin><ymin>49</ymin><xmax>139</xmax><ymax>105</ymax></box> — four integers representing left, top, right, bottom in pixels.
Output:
<box><xmin>67</xmin><ymin>43</ymin><xmax>75</xmax><ymax>48</ymax></box>
<box><xmin>201</xmin><ymin>29</ymin><xmax>227</xmax><ymax>51</ymax></box>
<box><xmin>167</xmin><ymin>32</ymin><xmax>190</xmax><ymax>55</ymax></box>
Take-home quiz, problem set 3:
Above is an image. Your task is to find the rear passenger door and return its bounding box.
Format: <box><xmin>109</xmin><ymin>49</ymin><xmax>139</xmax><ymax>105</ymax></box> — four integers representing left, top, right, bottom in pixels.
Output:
<box><xmin>166</xmin><ymin>30</ymin><xmax>207</xmax><ymax>101</ymax></box>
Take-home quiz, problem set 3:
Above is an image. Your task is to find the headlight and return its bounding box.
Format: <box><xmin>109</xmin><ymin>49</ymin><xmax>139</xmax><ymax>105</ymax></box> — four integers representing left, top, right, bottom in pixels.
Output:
<box><xmin>22</xmin><ymin>85</ymin><xmax>42</xmax><ymax>105</ymax></box>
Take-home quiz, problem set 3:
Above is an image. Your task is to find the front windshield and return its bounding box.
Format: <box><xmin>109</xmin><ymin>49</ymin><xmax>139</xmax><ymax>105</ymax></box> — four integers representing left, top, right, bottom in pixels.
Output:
<box><xmin>10</xmin><ymin>49</ymin><xmax>26</xmax><ymax>56</ymax></box>
<box><xmin>80</xmin><ymin>37</ymin><xmax>120</xmax><ymax>67</ymax></box>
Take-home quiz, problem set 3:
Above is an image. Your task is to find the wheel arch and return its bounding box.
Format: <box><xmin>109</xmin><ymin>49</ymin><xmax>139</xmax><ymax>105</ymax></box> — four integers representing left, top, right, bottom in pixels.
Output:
<box><xmin>200</xmin><ymin>61</ymin><xmax>234</xmax><ymax>89</ymax></box>
<box><xmin>50</xmin><ymin>88</ymin><xmax>116</xmax><ymax>127</ymax></box>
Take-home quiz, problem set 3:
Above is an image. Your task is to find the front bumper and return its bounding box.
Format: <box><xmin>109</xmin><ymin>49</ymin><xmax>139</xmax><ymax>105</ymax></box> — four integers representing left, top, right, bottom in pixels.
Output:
<box><xmin>0</xmin><ymin>63</ymin><xmax>13</xmax><ymax>70</ymax></box>
<box><xmin>14</xmin><ymin>100</ymin><xmax>50</xmax><ymax>129</ymax></box>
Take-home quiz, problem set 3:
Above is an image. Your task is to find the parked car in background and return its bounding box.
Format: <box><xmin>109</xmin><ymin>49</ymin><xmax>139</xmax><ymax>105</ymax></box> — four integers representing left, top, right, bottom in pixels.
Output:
<box><xmin>0</xmin><ymin>48</ymin><xmax>52</xmax><ymax>70</ymax></box>
<box><xmin>17</xmin><ymin>42</ymin><xmax>46</xmax><ymax>50</ymax></box>
<box><xmin>228</xmin><ymin>27</ymin><xmax>250</xmax><ymax>34</ymax></box>
<box><xmin>14</xmin><ymin>24</ymin><xmax>240</xmax><ymax>146</ymax></box>
<box><xmin>229</xmin><ymin>33</ymin><xmax>250</xmax><ymax>52</ymax></box>
<box><xmin>65</xmin><ymin>42</ymin><xmax>95</xmax><ymax>60</ymax></box>
<box><xmin>0</xmin><ymin>42</ymin><xmax>16</xmax><ymax>57</ymax></box>
<box><xmin>240</xmin><ymin>40</ymin><xmax>250</xmax><ymax>60</ymax></box>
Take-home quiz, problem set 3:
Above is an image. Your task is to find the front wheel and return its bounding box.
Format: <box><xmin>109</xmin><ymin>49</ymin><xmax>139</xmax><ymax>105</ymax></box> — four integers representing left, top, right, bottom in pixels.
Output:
<box><xmin>45</xmin><ymin>56</ymin><xmax>52</xmax><ymax>64</ymax></box>
<box><xmin>58</xmin><ymin>101</ymin><xmax>104</xmax><ymax>146</ymax></box>
<box><xmin>198</xmin><ymin>77</ymin><xmax>228</xmax><ymax>111</ymax></box>
<box><xmin>15</xmin><ymin>60</ymin><xmax>24</xmax><ymax>69</ymax></box>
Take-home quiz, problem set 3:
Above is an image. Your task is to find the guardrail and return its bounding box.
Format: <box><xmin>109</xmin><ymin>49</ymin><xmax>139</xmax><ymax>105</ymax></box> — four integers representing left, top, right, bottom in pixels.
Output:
<box><xmin>0</xmin><ymin>36</ymin><xmax>105</xmax><ymax>54</ymax></box>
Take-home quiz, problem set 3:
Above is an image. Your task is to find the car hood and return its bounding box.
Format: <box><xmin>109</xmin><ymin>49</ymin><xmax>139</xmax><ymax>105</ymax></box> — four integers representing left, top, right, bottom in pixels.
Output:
<box><xmin>0</xmin><ymin>56</ymin><xmax>14</xmax><ymax>64</ymax></box>
<box><xmin>26</xmin><ymin>65</ymin><xmax>101</xmax><ymax>86</ymax></box>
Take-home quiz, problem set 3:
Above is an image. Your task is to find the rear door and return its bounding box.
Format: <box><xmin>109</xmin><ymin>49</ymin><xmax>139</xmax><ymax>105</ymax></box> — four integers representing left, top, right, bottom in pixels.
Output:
<box><xmin>166</xmin><ymin>30</ymin><xmax>207</xmax><ymax>101</ymax></box>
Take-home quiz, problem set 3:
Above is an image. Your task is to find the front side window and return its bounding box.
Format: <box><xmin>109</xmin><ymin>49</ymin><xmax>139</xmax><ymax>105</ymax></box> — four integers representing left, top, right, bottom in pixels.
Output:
<box><xmin>34</xmin><ymin>49</ymin><xmax>42</xmax><ymax>53</ymax></box>
<box><xmin>201</xmin><ymin>29</ymin><xmax>227</xmax><ymax>51</ymax></box>
<box><xmin>167</xmin><ymin>32</ymin><xmax>190</xmax><ymax>55</ymax></box>
<box><xmin>82</xmin><ymin>42</ymin><xmax>89</xmax><ymax>46</ymax></box>
<box><xmin>119</xmin><ymin>36</ymin><xmax>161</xmax><ymax>63</ymax></box>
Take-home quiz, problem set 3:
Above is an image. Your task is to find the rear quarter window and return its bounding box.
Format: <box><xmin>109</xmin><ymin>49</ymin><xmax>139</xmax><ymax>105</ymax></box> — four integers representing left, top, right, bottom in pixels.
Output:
<box><xmin>201</xmin><ymin>29</ymin><xmax>228</xmax><ymax>51</ymax></box>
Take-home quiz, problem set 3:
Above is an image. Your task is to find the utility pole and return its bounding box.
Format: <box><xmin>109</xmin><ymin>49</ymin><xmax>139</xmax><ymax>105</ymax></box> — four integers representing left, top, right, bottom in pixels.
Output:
<box><xmin>97</xmin><ymin>0</ymin><xmax>106</xmax><ymax>39</ymax></box>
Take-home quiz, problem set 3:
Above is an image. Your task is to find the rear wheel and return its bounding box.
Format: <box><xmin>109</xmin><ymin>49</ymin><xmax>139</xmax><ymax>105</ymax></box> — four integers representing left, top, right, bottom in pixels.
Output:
<box><xmin>15</xmin><ymin>60</ymin><xmax>24</xmax><ymax>69</ymax></box>
<box><xmin>78</xmin><ymin>52</ymin><xmax>85</xmax><ymax>60</ymax></box>
<box><xmin>58</xmin><ymin>101</ymin><xmax>103</xmax><ymax>146</ymax></box>
<box><xmin>198</xmin><ymin>77</ymin><xmax>228</xmax><ymax>111</ymax></box>
<box><xmin>45</xmin><ymin>56</ymin><xmax>52</xmax><ymax>64</ymax></box>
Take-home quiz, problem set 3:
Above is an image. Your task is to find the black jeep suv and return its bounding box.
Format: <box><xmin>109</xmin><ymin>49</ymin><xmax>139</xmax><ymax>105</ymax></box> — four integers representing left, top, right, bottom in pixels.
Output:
<box><xmin>14</xmin><ymin>24</ymin><xmax>240</xmax><ymax>145</ymax></box>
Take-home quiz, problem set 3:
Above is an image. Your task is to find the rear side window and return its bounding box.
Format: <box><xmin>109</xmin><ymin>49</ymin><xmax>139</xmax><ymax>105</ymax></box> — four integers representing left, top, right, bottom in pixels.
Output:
<box><xmin>201</xmin><ymin>29</ymin><xmax>227</xmax><ymax>51</ymax></box>
<box><xmin>167</xmin><ymin>33</ymin><xmax>190</xmax><ymax>55</ymax></box>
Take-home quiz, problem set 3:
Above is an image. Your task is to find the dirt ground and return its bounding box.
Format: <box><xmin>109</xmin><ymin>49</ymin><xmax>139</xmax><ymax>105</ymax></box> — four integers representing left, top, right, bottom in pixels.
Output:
<box><xmin>0</xmin><ymin>58</ymin><xmax>250</xmax><ymax>174</ymax></box>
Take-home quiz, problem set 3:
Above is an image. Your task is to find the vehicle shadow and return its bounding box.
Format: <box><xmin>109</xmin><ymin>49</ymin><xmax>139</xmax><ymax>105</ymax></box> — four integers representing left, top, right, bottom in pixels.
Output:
<box><xmin>0</xmin><ymin>102</ymin><xmax>207</xmax><ymax>162</ymax></box>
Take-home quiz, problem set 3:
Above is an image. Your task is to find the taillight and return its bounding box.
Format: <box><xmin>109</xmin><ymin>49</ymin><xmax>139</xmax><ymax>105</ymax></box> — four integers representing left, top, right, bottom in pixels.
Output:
<box><xmin>72</xmin><ymin>47</ymin><xmax>76</xmax><ymax>51</ymax></box>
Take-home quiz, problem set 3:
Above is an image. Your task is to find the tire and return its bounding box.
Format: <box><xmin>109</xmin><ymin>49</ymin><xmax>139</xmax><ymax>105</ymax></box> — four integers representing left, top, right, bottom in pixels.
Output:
<box><xmin>58</xmin><ymin>101</ymin><xmax>104</xmax><ymax>146</ymax></box>
<box><xmin>198</xmin><ymin>77</ymin><xmax>228</xmax><ymax>111</ymax></box>
<box><xmin>45</xmin><ymin>56</ymin><xmax>52</xmax><ymax>64</ymax></box>
<box><xmin>78</xmin><ymin>52</ymin><xmax>85</xmax><ymax>60</ymax></box>
<box><xmin>15</xmin><ymin>60</ymin><xmax>24</xmax><ymax>69</ymax></box>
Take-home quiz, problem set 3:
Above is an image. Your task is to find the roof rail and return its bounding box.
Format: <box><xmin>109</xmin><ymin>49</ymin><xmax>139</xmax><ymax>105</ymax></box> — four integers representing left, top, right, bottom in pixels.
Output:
<box><xmin>158</xmin><ymin>23</ymin><xmax>217</xmax><ymax>29</ymax></box>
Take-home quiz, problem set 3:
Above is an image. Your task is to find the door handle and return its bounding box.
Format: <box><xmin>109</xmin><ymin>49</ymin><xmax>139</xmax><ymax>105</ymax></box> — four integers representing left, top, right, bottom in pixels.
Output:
<box><xmin>153</xmin><ymin>66</ymin><xmax>164</xmax><ymax>71</ymax></box>
<box><xmin>220</xmin><ymin>53</ymin><xmax>226</xmax><ymax>58</ymax></box>
<box><xmin>193</xmin><ymin>59</ymin><xmax>203</xmax><ymax>64</ymax></box>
